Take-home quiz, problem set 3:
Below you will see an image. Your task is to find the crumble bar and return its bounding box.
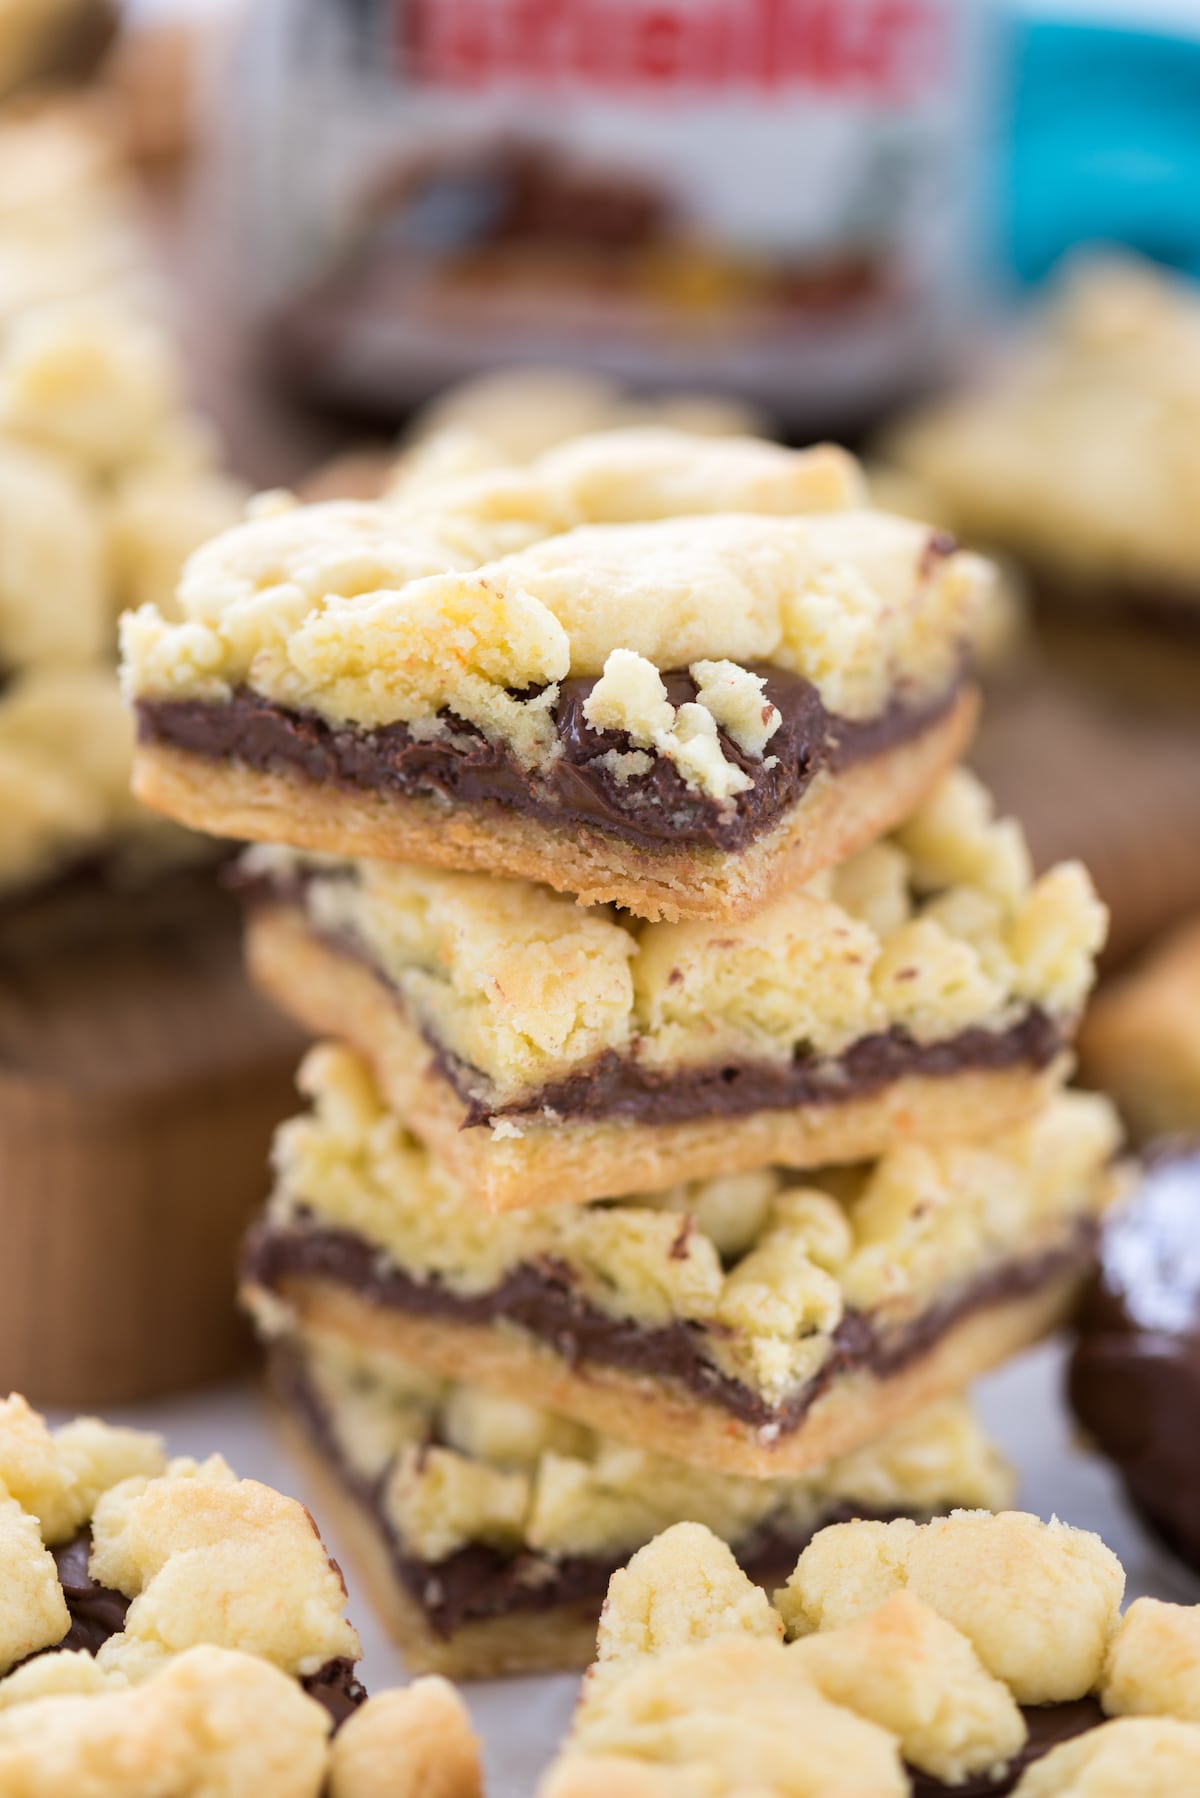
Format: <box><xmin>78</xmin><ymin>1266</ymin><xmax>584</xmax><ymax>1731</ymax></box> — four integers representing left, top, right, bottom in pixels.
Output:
<box><xmin>243</xmin><ymin>1047</ymin><xmax>1120</xmax><ymax>1478</ymax></box>
<box><xmin>263</xmin><ymin>1325</ymin><xmax>1012</xmax><ymax>1678</ymax></box>
<box><xmin>1078</xmin><ymin>916</ymin><xmax>1200</xmax><ymax>1140</ymax></box>
<box><xmin>0</xmin><ymin>1391</ymin><xmax>482</xmax><ymax>1797</ymax></box>
<box><xmin>543</xmin><ymin>1513</ymin><xmax>1200</xmax><ymax>1796</ymax></box>
<box><xmin>124</xmin><ymin>429</ymin><xmax>989</xmax><ymax>921</ymax></box>
<box><xmin>240</xmin><ymin>770</ymin><xmax>1105</xmax><ymax>1210</ymax></box>
<box><xmin>887</xmin><ymin>255</ymin><xmax>1200</xmax><ymax>643</ymax></box>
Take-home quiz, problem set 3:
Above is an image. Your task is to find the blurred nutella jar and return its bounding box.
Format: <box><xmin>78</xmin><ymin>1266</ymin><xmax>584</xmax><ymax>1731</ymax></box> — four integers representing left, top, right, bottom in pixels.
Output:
<box><xmin>221</xmin><ymin>0</ymin><xmax>997</xmax><ymax>428</ymax></box>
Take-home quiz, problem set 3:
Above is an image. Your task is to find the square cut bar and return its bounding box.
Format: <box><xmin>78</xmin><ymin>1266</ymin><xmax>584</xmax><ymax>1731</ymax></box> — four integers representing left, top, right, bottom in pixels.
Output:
<box><xmin>242</xmin><ymin>1045</ymin><xmax>1122</xmax><ymax>1481</ymax></box>
<box><xmin>262</xmin><ymin>1326</ymin><xmax>1013</xmax><ymax>1680</ymax></box>
<box><xmin>239</xmin><ymin>770</ymin><xmax>1107</xmax><ymax>1211</ymax></box>
<box><xmin>123</xmin><ymin>428</ymin><xmax>990</xmax><ymax>922</ymax></box>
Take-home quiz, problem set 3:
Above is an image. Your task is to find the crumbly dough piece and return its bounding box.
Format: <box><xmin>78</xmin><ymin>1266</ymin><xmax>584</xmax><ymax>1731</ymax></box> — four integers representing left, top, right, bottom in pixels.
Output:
<box><xmin>1011</xmin><ymin>1717</ymin><xmax>1200</xmax><ymax>1797</ymax></box>
<box><xmin>0</xmin><ymin>665</ymin><xmax>170</xmax><ymax>897</ymax></box>
<box><xmin>1078</xmin><ymin>916</ymin><xmax>1200</xmax><ymax>1139</ymax></box>
<box><xmin>0</xmin><ymin>1645</ymin><xmax>331</xmax><ymax>1798</ymax></box>
<box><xmin>1102</xmin><ymin>1599</ymin><xmax>1200</xmax><ymax>1723</ymax></box>
<box><xmin>0</xmin><ymin>437</ymin><xmax>106</xmax><ymax>666</ymax></box>
<box><xmin>265</xmin><ymin>1042</ymin><xmax>1119</xmax><ymax>1409</ymax></box>
<box><xmin>0</xmin><ymin>1643</ymin><xmax>483</xmax><ymax>1798</ymax></box>
<box><xmin>551</xmin><ymin>1513</ymin><xmax>1200</xmax><ymax>1798</ymax></box>
<box><xmin>88</xmin><ymin>1454</ymin><xmax>360</xmax><ymax>1681</ymax></box>
<box><xmin>0</xmin><ymin>1391</ymin><xmax>364</xmax><ymax>1689</ymax></box>
<box><xmin>0</xmin><ymin>297</ymin><xmax>182</xmax><ymax>475</ymax></box>
<box><xmin>328</xmin><ymin>1677</ymin><xmax>484</xmax><ymax>1798</ymax></box>
<box><xmin>398</xmin><ymin>365</ymin><xmax>766</xmax><ymax>468</ymax></box>
<box><xmin>887</xmin><ymin>253</ymin><xmax>1200</xmax><ymax>595</ymax></box>
<box><xmin>555</xmin><ymin>1634</ymin><xmax>907</xmax><ymax>1798</ymax></box>
<box><xmin>787</xmin><ymin>1591</ymin><xmax>1025</xmax><ymax>1784</ymax></box>
<box><xmin>777</xmin><ymin>1511</ymin><xmax>1124</xmax><ymax>1704</ymax></box>
<box><xmin>248</xmin><ymin>769</ymin><xmax>1105</xmax><ymax>1111</ymax></box>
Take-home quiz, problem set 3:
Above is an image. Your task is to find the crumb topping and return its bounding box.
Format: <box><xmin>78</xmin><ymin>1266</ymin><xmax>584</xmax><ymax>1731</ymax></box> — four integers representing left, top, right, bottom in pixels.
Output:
<box><xmin>544</xmin><ymin>1513</ymin><xmax>1200</xmax><ymax>1796</ymax></box>
<box><xmin>0</xmin><ymin>1392</ymin><xmax>359</xmax><ymax>1686</ymax></box>
<box><xmin>250</xmin><ymin>771</ymin><xmax>1106</xmax><ymax>1109</ymax></box>
<box><xmin>122</xmin><ymin>429</ymin><xmax>990</xmax><ymax>776</ymax></box>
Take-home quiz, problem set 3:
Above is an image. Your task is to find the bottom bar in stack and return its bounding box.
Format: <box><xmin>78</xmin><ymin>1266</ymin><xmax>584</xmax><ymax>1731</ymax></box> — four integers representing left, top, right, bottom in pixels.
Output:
<box><xmin>261</xmin><ymin>1326</ymin><xmax>1013</xmax><ymax>1678</ymax></box>
<box><xmin>243</xmin><ymin>1046</ymin><xmax>1121</xmax><ymax>1487</ymax></box>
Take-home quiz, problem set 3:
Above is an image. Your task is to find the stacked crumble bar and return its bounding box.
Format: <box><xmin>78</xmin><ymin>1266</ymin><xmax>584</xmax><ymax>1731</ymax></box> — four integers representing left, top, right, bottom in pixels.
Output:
<box><xmin>120</xmin><ymin>425</ymin><xmax>1117</xmax><ymax>1677</ymax></box>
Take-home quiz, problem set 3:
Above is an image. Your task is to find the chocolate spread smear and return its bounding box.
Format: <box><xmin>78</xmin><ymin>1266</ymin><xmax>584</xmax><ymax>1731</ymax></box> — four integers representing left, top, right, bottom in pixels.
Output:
<box><xmin>246</xmin><ymin>1216</ymin><xmax>1097</xmax><ymax>1434</ymax></box>
<box><xmin>137</xmin><ymin>662</ymin><xmax>965</xmax><ymax>856</ymax></box>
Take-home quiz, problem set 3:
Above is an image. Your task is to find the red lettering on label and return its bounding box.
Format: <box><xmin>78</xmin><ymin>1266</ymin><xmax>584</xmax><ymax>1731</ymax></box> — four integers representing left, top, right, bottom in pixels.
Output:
<box><xmin>398</xmin><ymin>0</ymin><xmax>949</xmax><ymax>98</ymax></box>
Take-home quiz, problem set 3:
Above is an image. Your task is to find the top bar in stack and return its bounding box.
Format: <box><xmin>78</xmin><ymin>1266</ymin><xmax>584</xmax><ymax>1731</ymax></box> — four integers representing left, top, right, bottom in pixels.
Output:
<box><xmin>122</xmin><ymin>429</ymin><xmax>987</xmax><ymax>921</ymax></box>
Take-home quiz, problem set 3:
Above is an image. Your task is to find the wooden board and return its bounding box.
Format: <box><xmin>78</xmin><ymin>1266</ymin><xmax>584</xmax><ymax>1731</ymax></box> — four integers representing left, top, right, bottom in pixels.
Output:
<box><xmin>0</xmin><ymin>882</ymin><xmax>305</xmax><ymax>1406</ymax></box>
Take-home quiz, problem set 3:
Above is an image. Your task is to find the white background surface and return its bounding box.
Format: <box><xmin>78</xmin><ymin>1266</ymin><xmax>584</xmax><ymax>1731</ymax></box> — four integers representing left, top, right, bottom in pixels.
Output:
<box><xmin>49</xmin><ymin>1337</ymin><xmax>1200</xmax><ymax>1797</ymax></box>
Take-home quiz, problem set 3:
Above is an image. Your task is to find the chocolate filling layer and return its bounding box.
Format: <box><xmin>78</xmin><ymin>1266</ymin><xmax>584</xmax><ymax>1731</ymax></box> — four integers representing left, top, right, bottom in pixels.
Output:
<box><xmin>20</xmin><ymin>1529</ymin><xmax>366</xmax><ymax>1727</ymax></box>
<box><xmin>241</xmin><ymin>866</ymin><xmax>1064</xmax><ymax>1130</ymax></box>
<box><xmin>137</xmin><ymin>661</ymin><xmax>965</xmax><ymax>856</ymax></box>
<box><xmin>246</xmin><ymin>1214</ymin><xmax>1096</xmax><ymax>1434</ymax></box>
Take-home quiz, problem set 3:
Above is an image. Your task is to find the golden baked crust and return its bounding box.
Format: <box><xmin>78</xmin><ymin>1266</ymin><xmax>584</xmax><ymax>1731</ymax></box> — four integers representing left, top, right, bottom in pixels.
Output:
<box><xmin>544</xmin><ymin>1514</ymin><xmax>1200</xmax><ymax>1797</ymax></box>
<box><xmin>1078</xmin><ymin>916</ymin><xmax>1200</xmax><ymax>1139</ymax></box>
<box><xmin>134</xmin><ymin>688</ymin><xmax>977</xmax><ymax>923</ymax></box>
<box><xmin>250</xmin><ymin>1269</ymin><xmax>1085</xmax><ymax>1482</ymax></box>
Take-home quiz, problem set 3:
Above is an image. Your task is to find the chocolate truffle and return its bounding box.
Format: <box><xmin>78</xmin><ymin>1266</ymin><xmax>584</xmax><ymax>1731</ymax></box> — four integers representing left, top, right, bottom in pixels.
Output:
<box><xmin>1068</xmin><ymin>1142</ymin><xmax>1200</xmax><ymax>1569</ymax></box>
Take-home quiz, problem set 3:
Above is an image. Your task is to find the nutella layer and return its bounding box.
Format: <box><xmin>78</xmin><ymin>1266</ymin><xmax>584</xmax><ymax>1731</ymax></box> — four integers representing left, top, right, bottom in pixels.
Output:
<box><xmin>122</xmin><ymin>429</ymin><xmax>990</xmax><ymax>921</ymax></box>
<box><xmin>240</xmin><ymin>770</ymin><xmax>1106</xmax><ymax>1210</ymax></box>
<box><xmin>1069</xmin><ymin>1142</ymin><xmax>1200</xmax><ymax>1574</ymax></box>
<box><xmin>544</xmin><ymin>1514</ymin><xmax>1200</xmax><ymax>1798</ymax></box>
<box><xmin>263</xmin><ymin>1329</ymin><xmax>1013</xmax><ymax>1679</ymax></box>
<box><xmin>138</xmin><ymin>659</ymin><xmax>962</xmax><ymax>860</ymax></box>
<box><xmin>242</xmin><ymin>1046</ymin><xmax>1121</xmax><ymax>1478</ymax></box>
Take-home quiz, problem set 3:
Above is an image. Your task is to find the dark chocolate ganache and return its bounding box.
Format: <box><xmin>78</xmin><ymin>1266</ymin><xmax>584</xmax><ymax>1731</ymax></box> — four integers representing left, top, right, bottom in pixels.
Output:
<box><xmin>137</xmin><ymin>660</ymin><xmax>968</xmax><ymax>856</ymax></box>
<box><xmin>272</xmin><ymin>1341</ymin><xmax>905</xmax><ymax>1640</ymax></box>
<box><xmin>16</xmin><ymin>1528</ymin><xmax>366</xmax><ymax>1727</ymax></box>
<box><xmin>247</xmin><ymin>1214</ymin><xmax>1097</xmax><ymax>1435</ymax></box>
<box><xmin>1068</xmin><ymin>1141</ymin><xmax>1200</xmax><ymax>1573</ymax></box>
